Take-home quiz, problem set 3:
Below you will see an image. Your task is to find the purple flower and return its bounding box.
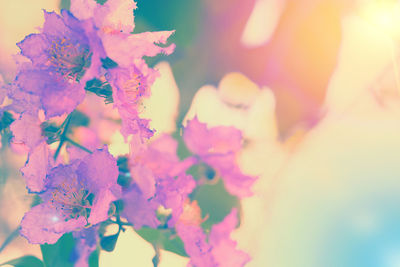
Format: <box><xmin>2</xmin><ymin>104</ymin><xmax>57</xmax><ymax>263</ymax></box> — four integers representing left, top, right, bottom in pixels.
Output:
<box><xmin>14</xmin><ymin>67</ymin><xmax>84</xmax><ymax>118</ymax></box>
<box><xmin>71</xmin><ymin>0</ymin><xmax>136</xmax><ymax>34</ymax></box>
<box><xmin>10</xmin><ymin>113</ymin><xmax>51</xmax><ymax>193</ymax></box>
<box><xmin>129</xmin><ymin>134</ymin><xmax>195</xmax><ymax>197</ymax></box>
<box><xmin>175</xmin><ymin>201</ymin><xmax>216</xmax><ymax>267</ymax></box>
<box><xmin>122</xmin><ymin>135</ymin><xmax>196</xmax><ymax>228</ymax></box>
<box><xmin>101</xmin><ymin>31</ymin><xmax>175</xmax><ymax>69</ymax></box>
<box><xmin>209</xmin><ymin>209</ymin><xmax>251</xmax><ymax>267</ymax></box>
<box><xmin>3</xmin><ymin>81</ymin><xmax>41</xmax><ymax>116</ymax></box>
<box><xmin>107</xmin><ymin>65</ymin><xmax>154</xmax><ymax>140</ymax></box>
<box><xmin>18</xmin><ymin>10</ymin><xmax>99</xmax><ymax>82</ymax></box>
<box><xmin>10</xmin><ymin>113</ymin><xmax>44</xmax><ymax>150</ymax></box>
<box><xmin>121</xmin><ymin>184</ymin><xmax>160</xmax><ymax>229</ymax></box>
<box><xmin>183</xmin><ymin>117</ymin><xmax>256</xmax><ymax>197</ymax></box>
<box><xmin>176</xmin><ymin>204</ymin><xmax>250</xmax><ymax>267</ymax></box>
<box><xmin>154</xmin><ymin>174</ymin><xmax>196</xmax><ymax>227</ymax></box>
<box><xmin>21</xmin><ymin>142</ymin><xmax>52</xmax><ymax>193</ymax></box>
<box><xmin>176</xmin><ymin>224</ymin><xmax>216</xmax><ymax>267</ymax></box>
<box><xmin>15</xmin><ymin>10</ymin><xmax>105</xmax><ymax>118</ymax></box>
<box><xmin>20</xmin><ymin>147</ymin><xmax>119</xmax><ymax>244</ymax></box>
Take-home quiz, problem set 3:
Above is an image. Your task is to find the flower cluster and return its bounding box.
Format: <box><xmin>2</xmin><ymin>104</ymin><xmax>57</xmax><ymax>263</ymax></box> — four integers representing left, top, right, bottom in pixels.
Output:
<box><xmin>0</xmin><ymin>0</ymin><xmax>256</xmax><ymax>266</ymax></box>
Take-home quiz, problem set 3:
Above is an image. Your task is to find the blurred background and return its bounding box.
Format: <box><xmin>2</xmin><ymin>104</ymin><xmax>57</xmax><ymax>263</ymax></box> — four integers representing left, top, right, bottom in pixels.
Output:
<box><xmin>2</xmin><ymin>0</ymin><xmax>400</xmax><ymax>266</ymax></box>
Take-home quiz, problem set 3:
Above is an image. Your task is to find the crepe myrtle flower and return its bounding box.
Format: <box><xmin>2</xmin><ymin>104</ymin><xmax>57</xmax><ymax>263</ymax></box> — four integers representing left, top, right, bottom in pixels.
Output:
<box><xmin>121</xmin><ymin>183</ymin><xmax>160</xmax><ymax>229</ymax></box>
<box><xmin>176</xmin><ymin>202</ymin><xmax>250</xmax><ymax>267</ymax></box>
<box><xmin>10</xmin><ymin>113</ymin><xmax>52</xmax><ymax>193</ymax></box>
<box><xmin>17</xmin><ymin>10</ymin><xmax>102</xmax><ymax>82</ymax></box>
<box><xmin>15</xmin><ymin>10</ymin><xmax>105</xmax><ymax>118</ymax></box>
<box><xmin>129</xmin><ymin>134</ymin><xmax>195</xmax><ymax>198</ymax></box>
<box><xmin>121</xmin><ymin>174</ymin><xmax>196</xmax><ymax>230</ymax></box>
<box><xmin>14</xmin><ymin>66</ymin><xmax>85</xmax><ymax>118</ymax></box>
<box><xmin>122</xmin><ymin>135</ymin><xmax>196</xmax><ymax>228</ymax></box>
<box><xmin>183</xmin><ymin>117</ymin><xmax>257</xmax><ymax>197</ymax></box>
<box><xmin>71</xmin><ymin>0</ymin><xmax>136</xmax><ymax>34</ymax></box>
<box><xmin>71</xmin><ymin>0</ymin><xmax>175</xmax><ymax>69</ymax></box>
<box><xmin>20</xmin><ymin>147</ymin><xmax>119</xmax><ymax>244</ymax></box>
<box><xmin>107</xmin><ymin>65</ymin><xmax>154</xmax><ymax>140</ymax></box>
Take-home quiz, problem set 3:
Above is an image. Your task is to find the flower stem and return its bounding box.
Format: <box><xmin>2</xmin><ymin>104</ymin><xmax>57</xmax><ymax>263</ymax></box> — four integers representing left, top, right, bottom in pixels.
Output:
<box><xmin>54</xmin><ymin>113</ymin><xmax>73</xmax><ymax>160</ymax></box>
<box><xmin>65</xmin><ymin>137</ymin><xmax>93</xmax><ymax>154</ymax></box>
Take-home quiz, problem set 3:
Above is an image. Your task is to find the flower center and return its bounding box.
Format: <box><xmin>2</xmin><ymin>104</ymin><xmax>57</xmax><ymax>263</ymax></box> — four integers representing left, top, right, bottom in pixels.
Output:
<box><xmin>49</xmin><ymin>179</ymin><xmax>94</xmax><ymax>221</ymax></box>
<box><xmin>121</xmin><ymin>72</ymin><xmax>146</xmax><ymax>104</ymax></box>
<box><xmin>48</xmin><ymin>37</ymin><xmax>92</xmax><ymax>82</ymax></box>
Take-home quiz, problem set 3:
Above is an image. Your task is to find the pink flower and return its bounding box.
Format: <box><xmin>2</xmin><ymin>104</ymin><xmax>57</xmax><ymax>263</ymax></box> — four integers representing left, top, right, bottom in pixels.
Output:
<box><xmin>176</xmin><ymin>202</ymin><xmax>250</xmax><ymax>267</ymax></box>
<box><xmin>20</xmin><ymin>148</ymin><xmax>119</xmax><ymax>244</ymax></box>
<box><xmin>183</xmin><ymin>117</ymin><xmax>257</xmax><ymax>197</ymax></box>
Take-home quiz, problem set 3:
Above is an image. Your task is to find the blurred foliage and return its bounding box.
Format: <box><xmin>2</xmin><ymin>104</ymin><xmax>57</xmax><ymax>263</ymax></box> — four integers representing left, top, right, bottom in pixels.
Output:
<box><xmin>136</xmin><ymin>227</ymin><xmax>187</xmax><ymax>257</ymax></box>
<box><xmin>100</xmin><ymin>233</ymin><xmax>119</xmax><ymax>252</ymax></box>
<box><xmin>0</xmin><ymin>228</ymin><xmax>20</xmax><ymax>254</ymax></box>
<box><xmin>68</xmin><ymin>110</ymin><xmax>90</xmax><ymax>130</ymax></box>
<box><xmin>41</xmin><ymin>233</ymin><xmax>76</xmax><ymax>267</ymax></box>
<box><xmin>60</xmin><ymin>0</ymin><xmax>70</xmax><ymax>10</ymax></box>
<box><xmin>0</xmin><ymin>112</ymin><xmax>14</xmax><ymax>132</ymax></box>
<box><xmin>88</xmin><ymin>248</ymin><xmax>100</xmax><ymax>267</ymax></box>
<box><xmin>134</xmin><ymin>0</ymin><xmax>202</xmax><ymax>48</ymax></box>
<box><xmin>0</xmin><ymin>255</ymin><xmax>44</xmax><ymax>267</ymax></box>
<box><xmin>192</xmin><ymin>179</ymin><xmax>240</xmax><ymax>231</ymax></box>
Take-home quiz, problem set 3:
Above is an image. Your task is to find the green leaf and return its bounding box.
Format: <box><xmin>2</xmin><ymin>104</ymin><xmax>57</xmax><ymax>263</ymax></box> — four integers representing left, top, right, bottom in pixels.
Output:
<box><xmin>101</xmin><ymin>57</ymin><xmax>118</xmax><ymax>69</ymax></box>
<box><xmin>85</xmin><ymin>78</ymin><xmax>113</xmax><ymax>104</ymax></box>
<box><xmin>117</xmin><ymin>156</ymin><xmax>132</xmax><ymax>187</ymax></box>
<box><xmin>0</xmin><ymin>228</ymin><xmax>20</xmax><ymax>253</ymax></box>
<box><xmin>134</xmin><ymin>0</ymin><xmax>202</xmax><ymax>47</ymax></box>
<box><xmin>135</xmin><ymin>228</ymin><xmax>188</xmax><ymax>257</ymax></box>
<box><xmin>171</xmin><ymin>132</ymin><xmax>192</xmax><ymax>160</ymax></box>
<box><xmin>192</xmin><ymin>179</ymin><xmax>240</xmax><ymax>231</ymax></box>
<box><xmin>41</xmin><ymin>233</ymin><xmax>76</xmax><ymax>267</ymax></box>
<box><xmin>68</xmin><ymin>110</ymin><xmax>90</xmax><ymax>130</ymax></box>
<box><xmin>113</xmin><ymin>200</ymin><xmax>124</xmax><ymax>214</ymax></box>
<box><xmin>60</xmin><ymin>0</ymin><xmax>70</xmax><ymax>10</ymax></box>
<box><xmin>95</xmin><ymin>0</ymin><xmax>107</xmax><ymax>5</ymax></box>
<box><xmin>88</xmin><ymin>247</ymin><xmax>100</xmax><ymax>267</ymax></box>
<box><xmin>0</xmin><ymin>111</ymin><xmax>15</xmax><ymax>132</ymax></box>
<box><xmin>100</xmin><ymin>233</ymin><xmax>119</xmax><ymax>252</ymax></box>
<box><xmin>0</xmin><ymin>256</ymin><xmax>44</xmax><ymax>267</ymax></box>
